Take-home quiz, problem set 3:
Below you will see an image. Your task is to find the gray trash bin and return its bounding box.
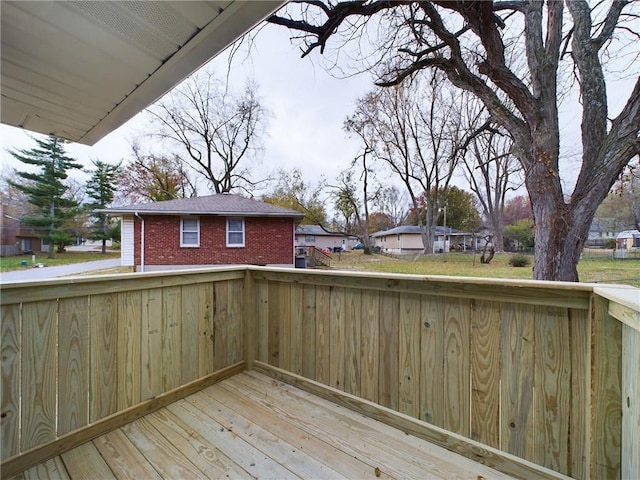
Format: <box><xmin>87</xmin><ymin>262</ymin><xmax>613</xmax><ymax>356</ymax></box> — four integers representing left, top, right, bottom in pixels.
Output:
<box><xmin>295</xmin><ymin>256</ymin><xmax>306</xmax><ymax>268</ymax></box>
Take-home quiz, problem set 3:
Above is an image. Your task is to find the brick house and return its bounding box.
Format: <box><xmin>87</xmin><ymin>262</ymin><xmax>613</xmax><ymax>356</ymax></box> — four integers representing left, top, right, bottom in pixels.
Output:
<box><xmin>104</xmin><ymin>194</ymin><xmax>304</xmax><ymax>272</ymax></box>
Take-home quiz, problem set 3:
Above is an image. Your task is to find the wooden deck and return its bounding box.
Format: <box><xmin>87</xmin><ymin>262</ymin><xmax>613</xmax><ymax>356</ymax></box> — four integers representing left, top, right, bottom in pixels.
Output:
<box><xmin>10</xmin><ymin>371</ymin><xmax>514</xmax><ymax>479</ymax></box>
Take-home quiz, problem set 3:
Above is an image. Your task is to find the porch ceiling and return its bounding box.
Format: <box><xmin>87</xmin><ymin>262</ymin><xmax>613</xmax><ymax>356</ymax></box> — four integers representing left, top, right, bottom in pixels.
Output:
<box><xmin>0</xmin><ymin>1</ymin><xmax>284</xmax><ymax>145</ymax></box>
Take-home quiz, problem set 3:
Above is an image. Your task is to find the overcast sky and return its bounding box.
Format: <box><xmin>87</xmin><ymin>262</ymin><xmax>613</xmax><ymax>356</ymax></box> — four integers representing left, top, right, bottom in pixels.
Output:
<box><xmin>0</xmin><ymin>23</ymin><xmax>373</xmax><ymax>196</ymax></box>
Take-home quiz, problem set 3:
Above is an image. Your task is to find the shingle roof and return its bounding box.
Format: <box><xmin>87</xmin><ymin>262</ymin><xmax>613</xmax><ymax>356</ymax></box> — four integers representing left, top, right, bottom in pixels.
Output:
<box><xmin>103</xmin><ymin>194</ymin><xmax>305</xmax><ymax>218</ymax></box>
<box><xmin>295</xmin><ymin>225</ymin><xmax>356</xmax><ymax>237</ymax></box>
<box><xmin>372</xmin><ymin>225</ymin><xmax>459</xmax><ymax>237</ymax></box>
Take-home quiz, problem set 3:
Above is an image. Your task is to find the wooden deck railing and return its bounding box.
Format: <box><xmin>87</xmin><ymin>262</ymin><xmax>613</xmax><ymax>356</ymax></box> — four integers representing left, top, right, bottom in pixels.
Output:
<box><xmin>1</xmin><ymin>267</ymin><xmax>638</xmax><ymax>479</ymax></box>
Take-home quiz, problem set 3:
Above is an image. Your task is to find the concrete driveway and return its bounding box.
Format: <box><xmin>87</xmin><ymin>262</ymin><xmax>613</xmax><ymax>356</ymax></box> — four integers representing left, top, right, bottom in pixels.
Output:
<box><xmin>1</xmin><ymin>258</ymin><xmax>122</xmax><ymax>283</ymax></box>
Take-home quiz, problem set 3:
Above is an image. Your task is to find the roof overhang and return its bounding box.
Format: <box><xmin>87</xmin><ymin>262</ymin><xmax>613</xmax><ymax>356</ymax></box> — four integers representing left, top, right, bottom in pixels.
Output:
<box><xmin>1</xmin><ymin>1</ymin><xmax>285</xmax><ymax>145</ymax></box>
<box><xmin>103</xmin><ymin>209</ymin><xmax>304</xmax><ymax>219</ymax></box>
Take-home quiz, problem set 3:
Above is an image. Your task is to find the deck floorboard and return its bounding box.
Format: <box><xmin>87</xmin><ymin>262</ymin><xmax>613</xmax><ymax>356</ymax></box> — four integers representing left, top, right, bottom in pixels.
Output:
<box><xmin>11</xmin><ymin>372</ymin><xmax>515</xmax><ymax>479</ymax></box>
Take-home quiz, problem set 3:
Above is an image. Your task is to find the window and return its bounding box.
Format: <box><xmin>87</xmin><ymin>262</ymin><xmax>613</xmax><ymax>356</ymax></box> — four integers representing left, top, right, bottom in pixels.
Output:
<box><xmin>227</xmin><ymin>218</ymin><xmax>245</xmax><ymax>247</ymax></box>
<box><xmin>181</xmin><ymin>217</ymin><xmax>199</xmax><ymax>247</ymax></box>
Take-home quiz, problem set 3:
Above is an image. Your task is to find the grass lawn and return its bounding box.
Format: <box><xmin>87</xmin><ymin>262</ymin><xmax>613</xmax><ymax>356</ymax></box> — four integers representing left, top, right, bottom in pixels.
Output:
<box><xmin>330</xmin><ymin>250</ymin><xmax>640</xmax><ymax>287</ymax></box>
<box><xmin>0</xmin><ymin>251</ymin><xmax>120</xmax><ymax>272</ymax></box>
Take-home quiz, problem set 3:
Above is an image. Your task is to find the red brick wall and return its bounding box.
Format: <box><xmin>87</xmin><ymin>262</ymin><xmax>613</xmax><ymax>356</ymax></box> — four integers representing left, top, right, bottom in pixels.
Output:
<box><xmin>133</xmin><ymin>215</ymin><xmax>294</xmax><ymax>267</ymax></box>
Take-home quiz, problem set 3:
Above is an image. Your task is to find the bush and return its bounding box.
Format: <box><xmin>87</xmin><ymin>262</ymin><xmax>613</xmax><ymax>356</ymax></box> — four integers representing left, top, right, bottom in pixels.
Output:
<box><xmin>509</xmin><ymin>254</ymin><xmax>531</xmax><ymax>267</ymax></box>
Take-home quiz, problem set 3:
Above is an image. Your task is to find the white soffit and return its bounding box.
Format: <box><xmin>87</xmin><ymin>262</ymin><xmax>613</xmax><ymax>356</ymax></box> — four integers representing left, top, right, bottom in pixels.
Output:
<box><xmin>0</xmin><ymin>1</ymin><xmax>285</xmax><ymax>145</ymax></box>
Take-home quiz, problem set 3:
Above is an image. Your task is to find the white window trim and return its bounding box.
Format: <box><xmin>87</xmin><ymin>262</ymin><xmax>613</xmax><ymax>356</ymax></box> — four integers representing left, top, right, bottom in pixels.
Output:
<box><xmin>226</xmin><ymin>217</ymin><xmax>245</xmax><ymax>247</ymax></box>
<box><xmin>181</xmin><ymin>217</ymin><xmax>200</xmax><ymax>247</ymax></box>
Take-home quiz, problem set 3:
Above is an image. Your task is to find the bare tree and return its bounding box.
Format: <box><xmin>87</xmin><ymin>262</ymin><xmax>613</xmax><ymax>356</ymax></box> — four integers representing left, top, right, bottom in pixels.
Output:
<box><xmin>147</xmin><ymin>66</ymin><xmax>268</xmax><ymax>194</ymax></box>
<box><xmin>268</xmin><ymin>1</ymin><xmax>640</xmax><ymax>281</ymax></box>
<box><xmin>348</xmin><ymin>72</ymin><xmax>485</xmax><ymax>254</ymax></box>
<box><xmin>374</xmin><ymin>185</ymin><xmax>408</xmax><ymax>227</ymax></box>
<box><xmin>463</xmin><ymin>121</ymin><xmax>523</xmax><ymax>253</ymax></box>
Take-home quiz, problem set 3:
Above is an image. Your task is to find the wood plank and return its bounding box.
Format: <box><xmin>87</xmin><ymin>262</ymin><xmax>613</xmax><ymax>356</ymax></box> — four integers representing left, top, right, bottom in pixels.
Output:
<box><xmin>140</xmin><ymin>288</ymin><xmax>163</xmax><ymax>400</ymax></box>
<box><xmin>198</xmin><ymin>282</ymin><xmax>214</xmax><ymax>376</ymax></box>
<box><xmin>116</xmin><ymin>291</ymin><xmax>141</xmax><ymax>410</ymax></box>
<box><xmin>0</xmin><ymin>363</ymin><xmax>244</xmax><ymax>478</ymax></box>
<box><xmin>267</xmin><ymin>281</ymin><xmax>281</xmax><ymax>368</ymax></box>
<box><xmin>379</xmin><ymin>291</ymin><xmax>399</xmax><ymax>410</ymax></box>
<box><xmin>470</xmin><ymin>299</ymin><xmax>501</xmax><ymax>448</ymax></box>
<box><xmin>343</xmin><ymin>288</ymin><xmax>361</xmax><ymax>397</ymax></box>
<box><xmin>21</xmin><ymin>301</ymin><xmax>57</xmax><ymax>451</ymax></box>
<box><xmin>60</xmin><ymin>442</ymin><xmax>116</xmax><ymax>480</ymax></box>
<box><xmin>399</xmin><ymin>293</ymin><xmax>421</xmax><ymax>418</ymax></box>
<box><xmin>226</xmin><ymin>279</ymin><xmax>243</xmax><ymax>366</ymax></box>
<box><xmin>443</xmin><ymin>298</ymin><xmax>471</xmax><ymax>437</ymax></box>
<box><xmin>254</xmin><ymin>363</ymin><xmax>567</xmax><ymax>480</ymax></box>
<box><xmin>93</xmin><ymin>429</ymin><xmax>162</xmax><ymax>479</ymax></box>
<box><xmin>420</xmin><ymin>296</ymin><xmax>444</xmax><ymax>427</ymax></box>
<box><xmin>568</xmin><ymin>307</ymin><xmax>590</xmax><ymax>479</ymax></box>
<box><xmin>590</xmin><ymin>295</ymin><xmax>622</xmax><ymax>479</ymax></box>
<box><xmin>180</xmin><ymin>284</ymin><xmax>200</xmax><ymax>384</ymax></box>
<box><xmin>277</xmin><ymin>282</ymin><xmax>291</xmax><ymax>372</ymax></box>
<box><xmin>167</xmin><ymin>399</ymin><xmax>298</xmax><ymax>479</ymax></box>
<box><xmin>58</xmin><ymin>297</ymin><xmax>90</xmax><ymax>436</ymax></box>
<box><xmin>315</xmin><ymin>285</ymin><xmax>330</xmax><ymax>384</ymax></box>
<box><xmin>255</xmin><ymin>279</ymin><xmax>269</xmax><ymax>364</ymax></box>
<box><xmin>622</xmin><ymin>324</ymin><xmax>640</xmax><ymax>480</ymax></box>
<box><xmin>301</xmin><ymin>284</ymin><xmax>316</xmax><ymax>379</ymax></box>
<box><xmin>1</xmin><ymin>304</ymin><xmax>21</xmax><ymax>460</ymax></box>
<box><xmin>162</xmin><ymin>286</ymin><xmax>182</xmax><ymax>391</ymax></box>
<box><xmin>120</xmin><ymin>417</ymin><xmax>209</xmax><ymax>479</ymax></box>
<box><xmin>235</xmin><ymin>370</ymin><xmax>515</xmax><ymax>480</ymax></box>
<box><xmin>243</xmin><ymin>270</ymin><xmax>255</xmax><ymax>370</ymax></box>
<box><xmin>289</xmin><ymin>282</ymin><xmax>304</xmax><ymax>376</ymax></box>
<box><xmin>360</xmin><ymin>289</ymin><xmax>379</xmax><ymax>403</ymax></box>
<box><xmin>329</xmin><ymin>287</ymin><xmax>346</xmax><ymax>391</ymax></box>
<box><xmin>194</xmin><ymin>387</ymin><xmax>349</xmax><ymax>479</ymax></box>
<box><xmin>501</xmin><ymin>303</ymin><xmax>535</xmax><ymax>462</ymax></box>
<box><xmin>144</xmin><ymin>406</ymin><xmax>249</xmax><ymax>479</ymax></box>
<box><xmin>534</xmin><ymin>306</ymin><xmax>570</xmax><ymax>474</ymax></box>
<box><xmin>20</xmin><ymin>456</ymin><xmax>70</xmax><ymax>480</ymax></box>
<box><xmin>89</xmin><ymin>294</ymin><xmax>118</xmax><ymax>422</ymax></box>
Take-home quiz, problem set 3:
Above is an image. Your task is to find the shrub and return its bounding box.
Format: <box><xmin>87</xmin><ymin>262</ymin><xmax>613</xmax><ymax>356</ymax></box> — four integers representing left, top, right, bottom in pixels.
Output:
<box><xmin>509</xmin><ymin>254</ymin><xmax>531</xmax><ymax>267</ymax></box>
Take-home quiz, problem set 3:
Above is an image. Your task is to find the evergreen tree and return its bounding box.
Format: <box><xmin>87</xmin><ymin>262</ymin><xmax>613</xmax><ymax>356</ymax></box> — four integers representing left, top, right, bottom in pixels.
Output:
<box><xmin>8</xmin><ymin>136</ymin><xmax>83</xmax><ymax>258</ymax></box>
<box><xmin>85</xmin><ymin>159</ymin><xmax>121</xmax><ymax>254</ymax></box>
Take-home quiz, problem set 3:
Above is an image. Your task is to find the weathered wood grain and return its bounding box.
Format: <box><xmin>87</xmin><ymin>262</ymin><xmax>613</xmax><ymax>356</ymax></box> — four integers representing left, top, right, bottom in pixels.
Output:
<box><xmin>329</xmin><ymin>287</ymin><xmax>346</xmax><ymax>391</ymax></box>
<box><xmin>255</xmin><ymin>279</ymin><xmax>269</xmax><ymax>364</ymax></box>
<box><xmin>1</xmin><ymin>304</ymin><xmax>21</xmax><ymax>460</ymax></box>
<box><xmin>89</xmin><ymin>294</ymin><xmax>118</xmax><ymax>422</ymax></box>
<box><xmin>277</xmin><ymin>281</ymin><xmax>292</xmax><ymax>372</ymax></box>
<box><xmin>289</xmin><ymin>282</ymin><xmax>304</xmax><ymax>376</ymax></box>
<box><xmin>301</xmin><ymin>284</ymin><xmax>316</xmax><ymax>379</ymax></box>
<box><xmin>162</xmin><ymin>286</ymin><xmax>181</xmax><ymax>391</ymax></box>
<box><xmin>501</xmin><ymin>303</ymin><xmax>535</xmax><ymax>462</ymax></box>
<box><xmin>61</xmin><ymin>441</ymin><xmax>116</xmax><ymax>480</ymax></box>
<box><xmin>470</xmin><ymin>300</ymin><xmax>501</xmax><ymax>448</ymax></box>
<box><xmin>360</xmin><ymin>290</ymin><xmax>379</xmax><ymax>403</ymax></box>
<box><xmin>116</xmin><ymin>291</ymin><xmax>141</xmax><ymax>411</ymax></box>
<box><xmin>398</xmin><ymin>293</ymin><xmax>420</xmax><ymax>418</ymax></box>
<box><xmin>180</xmin><ymin>284</ymin><xmax>200</xmax><ymax>384</ymax></box>
<box><xmin>140</xmin><ymin>288</ymin><xmax>162</xmax><ymax>401</ymax></box>
<box><xmin>534</xmin><ymin>306</ymin><xmax>570</xmax><ymax>474</ymax></box>
<box><xmin>591</xmin><ymin>295</ymin><xmax>622</xmax><ymax>479</ymax></box>
<box><xmin>378</xmin><ymin>291</ymin><xmax>399</xmax><ymax>410</ymax></box>
<box><xmin>622</xmin><ymin>324</ymin><xmax>640</xmax><ymax>480</ymax></box>
<box><xmin>443</xmin><ymin>298</ymin><xmax>470</xmax><ymax>437</ymax></box>
<box><xmin>420</xmin><ymin>295</ymin><xmax>444</xmax><ymax>427</ymax></box>
<box><xmin>58</xmin><ymin>297</ymin><xmax>89</xmax><ymax>436</ymax></box>
<box><xmin>21</xmin><ymin>301</ymin><xmax>57</xmax><ymax>451</ymax></box>
<box><xmin>93</xmin><ymin>429</ymin><xmax>162</xmax><ymax>479</ymax></box>
<box><xmin>20</xmin><ymin>456</ymin><xmax>69</xmax><ymax>480</ymax></box>
<box><xmin>267</xmin><ymin>281</ymin><xmax>281</xmax><ymax>368</ymax></box>
<box><xmin>226</xmin><ymin>279</ymin><xmax>243</xmax><ymax>366</ymax></box>
<box><xmin>315</xmin><ymin>285</ymin><xmax>330</xmax><ymax>385</ymax></box>
<box><xmin>343</xmin><ymin>288</ymin><xmax>361</xmax><ymax>397</ymax></box>
<box><xmin>568</xmin><ymin>307</ymin><xmax>590</xmax><ymax>479</ymax></box>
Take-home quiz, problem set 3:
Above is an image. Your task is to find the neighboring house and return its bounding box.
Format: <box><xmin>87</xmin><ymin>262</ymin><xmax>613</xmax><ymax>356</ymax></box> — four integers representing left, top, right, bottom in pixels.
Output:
<box><xmin>372</xmin><ymin>225</ymin><xmax>477</xmax><ymax>254</ymax></box>
<box><xmin>587</xmin><ymin>218</ymin><xmax>634</xmax><ymax>247</ymax></box>
<box><xmin>0</xmin><ymin>204</ymin><xmax>44</xmax><ymax>256</ymax></box>
<box><xmin>295</xmin><ymin>225</ymin><xmax>359</xmax><ymax>252</ymax></box>
<box><xmin>103</xmin><ymin>194</ymin><xmax>304</xmax><ymax>272</ymax></box>
<box><xmin>616</xmin><ymin>230</ymin><xmax>640</xmax><ymax>250</ymax></box>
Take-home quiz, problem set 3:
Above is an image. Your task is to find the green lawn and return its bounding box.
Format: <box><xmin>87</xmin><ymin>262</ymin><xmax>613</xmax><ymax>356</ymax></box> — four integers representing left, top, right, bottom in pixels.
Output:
<box><xmin>0</xmin><ymin>251</ymin><xmax>120</xmax><ymax>272</ymax></box>
<box><xmin>330</xmin><ymin>250</ymin><xmax>640</xmax><ymax>287</ymax></box>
